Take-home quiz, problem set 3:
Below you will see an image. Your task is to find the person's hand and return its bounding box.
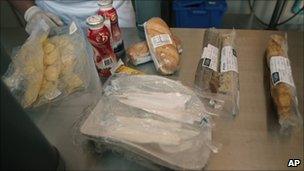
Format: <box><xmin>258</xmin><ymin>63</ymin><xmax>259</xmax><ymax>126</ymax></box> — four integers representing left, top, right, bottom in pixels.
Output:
<box><xmin>24</xmin><ymin>6</ymin><xmax>63</xmax><ymax>34</ymax></box>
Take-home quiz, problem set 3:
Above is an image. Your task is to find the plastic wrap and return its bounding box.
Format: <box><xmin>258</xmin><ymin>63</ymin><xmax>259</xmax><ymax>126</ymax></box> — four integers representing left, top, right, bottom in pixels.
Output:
<box><xmin>219</xmin><ymin>30</ymin><xmax>240</xmax><ymax>116</ymax></box>
<box><xmin>127</xmin><ymin>35</ymin><xmax>182</xmax><ymax>66</ymax></box>
<box><xmin>194</xmin><ymin>28</ymin><xmax>225</xmax><ymax>113</ymax></box>
<box><xmin>80</xmin><ymin>74</ymin><xmax>214</xmax><ymax>170</ymax></box>
<box><xmin>144</xmin><ymin>18</ymin><xmax>180</xmax><ymax>75</ymax></box>
<box><xmin>265</xmin><ymin>34</ymin><xmax>302</xmax><ymax>129</ymax></box>
<box><xmin>195</xmin><ymin>29</ymin><xmax>221</xmax><ymax>94</ymax></box>
<box><xmin>3</xmin><ymin>20</ymin><xmax>101</xmax><ymax>108</ymax></box>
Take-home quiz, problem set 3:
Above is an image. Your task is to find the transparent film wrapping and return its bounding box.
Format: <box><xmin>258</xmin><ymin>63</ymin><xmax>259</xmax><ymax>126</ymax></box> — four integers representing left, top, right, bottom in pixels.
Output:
<box><xmin>144</xmin><ymin>18</ymin><xmax>180</xmax><ymax>75</ymax></box>
<box><xmin>80</xmin><ymin>74</ymin><xmax>214</xmax><ymax>170</ymax></box>
<box><xmin>218</xmin><ymin>30</ymin><xmax>240</xmax><ymax>116</ymax></box>
<box><xmin>265</xmin><ymin>34</ymin><xmax>302</xmax><ymax>130</ymax></box>
<box><xmin>2</xmin><ymin>20</ymin><xmax>101</xmax><ymax>109</ymax></box>
<box><xmin>194</xmin><ymin>28</ymin><xmax>225</xmax><ymax>114</ymax></box>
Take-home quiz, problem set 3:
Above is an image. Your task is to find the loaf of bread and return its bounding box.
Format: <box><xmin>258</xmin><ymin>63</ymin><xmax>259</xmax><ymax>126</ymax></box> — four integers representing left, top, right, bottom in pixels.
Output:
<box><xmin>127</xmin><ymin>34</ymin><xmax>183</xmax><ymax>66</ymax></box>
<box><xmin>195</xmin><ymin>29</ymin><xmax>221</xmax><ymax>93</ymax></box>
<box><xmin>265</xmin><ymin>34</ymin><xmax>300</xmax><ymax>128</ymax></box>
<box><xmin>127</xmin><ymin>41</ymin><xmax>151</xmax><ymax>65</ymax></box>
<box><xmin>144</xmin><ymin>17</ymin><xmax>180</xmax><ymax>75</ymax></box>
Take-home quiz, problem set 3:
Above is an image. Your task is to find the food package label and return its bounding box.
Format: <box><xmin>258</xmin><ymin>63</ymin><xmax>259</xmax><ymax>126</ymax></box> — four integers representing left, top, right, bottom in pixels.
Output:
<box><xmin>133</xmin><ymin>55</ymin><xmax>152</xmax><ymax>65</ymax></box>
<box><xmin>69</xmin><ymin>22</ymin><xmax>77</xmax><ymax>35</ymax></box>
<box><xmin>44</xmin><ymin>88</ymin><xmax>62</xmax><ymax>100</ymax></box>
<box><xmin>220</xmin><ymin>46</ymin><xmax>238</xmax><ymax>73</ymax></box>
<box><xmin>201</xmin><ymin>44</ymin><xmax>219</xmax><ymax>72</ymax></box>
<box><xmin>151</xmin><ymin>34</ymin><xmax>173</xmax><ymax>49</ymax></box>
<box><xmin>270</xmin><ymin>56</ymin><xmax>295</xmax><ymax>87</ymax></box>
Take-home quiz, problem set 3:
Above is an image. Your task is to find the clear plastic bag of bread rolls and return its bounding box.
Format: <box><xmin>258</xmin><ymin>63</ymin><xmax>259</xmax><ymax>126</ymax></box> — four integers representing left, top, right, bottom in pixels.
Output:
<box><xmin>265</xmin><ymin>34</ymin><xmax>302</xmax><ymax>130</ymax></box>
<box><xmin>218</xmin><ymin>30</ymin><xmax>240</xmax><ymax>116</ymax></box>
<box><xmin>80</xmin><ymin>74</ymin><xmax>217</xmax><ymax>170</ymax></box>
<box><xmin>2</xmin><ymin>20</ymin><xmax>49</xmax><ymax>108</ymax></box>
<box><xmin>144</xmin><ymin>17</ymin><xmax>180</xmax><ymax>75</ymax></box>
<box><xmin>2</xmin><ymin>19</ymin><xmax>101</xmax><ymax>109</ymax></box>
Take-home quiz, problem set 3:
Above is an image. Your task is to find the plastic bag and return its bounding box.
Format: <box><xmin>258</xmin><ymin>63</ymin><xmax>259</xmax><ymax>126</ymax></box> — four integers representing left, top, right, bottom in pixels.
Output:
<box><xmin>218</xmin><ymin>30</ymin><xmax>240</xmax><ymax>116</ymax></box>
<box><xmin>80</xmin><ymin>74</ymin><xmax>214</xmax><ymax>170</ymax></box>
<box><xmin>265</xmin><ymin>34</ymin><xmax>302</xmax><ymax>129</ymax></box>
<box><xmin>2</xmin><ymin>20</ymin><xmax>49</xmax><ymax>108</ymax></box>
<box><xmin>3</xmin><ymin>20</ymin><xmax>101</xmax><ymax>108</ymax></box>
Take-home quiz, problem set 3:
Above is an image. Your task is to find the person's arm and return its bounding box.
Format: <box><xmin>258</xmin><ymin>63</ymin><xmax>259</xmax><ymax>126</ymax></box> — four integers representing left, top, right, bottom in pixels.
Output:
<box><xmin>8</xmin><ymin>0</ymin><xmax>35</xmax><ymax>15</ymax></box>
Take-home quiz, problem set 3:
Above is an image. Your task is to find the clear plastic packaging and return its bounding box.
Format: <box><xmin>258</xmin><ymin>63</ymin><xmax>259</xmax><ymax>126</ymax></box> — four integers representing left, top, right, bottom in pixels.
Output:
<box><xmin>265</xmin><ymin>34</ymin><xmax>302</xmax><ymax>129</ymax></box>
<box><xmin>127</xmin><ymin>35</ymin><xmax>183</xmax><ymax>66</ymax></box>
<box><xmin>3</xmin><ymin>20</ymin><xmax>101</xmax><ymax>108</ymax></box>
<box><xmin>194</xmin><ymin>28</ymin><xmax>225</xmax><ymax>114</ymax></box>
<box><xmin>144</xmin><ymin>18</ymin><xmax>180</xmax><ymax>75</ymax></box>
<box><xmin>218</xmin><ymin>30</ymin><xmax>240</xmax><ymax>116</ymax></box>
<box><xmin>80</xmin><ymin>74</ymin><xmax>214</xmax><ymax>170</ymax></box>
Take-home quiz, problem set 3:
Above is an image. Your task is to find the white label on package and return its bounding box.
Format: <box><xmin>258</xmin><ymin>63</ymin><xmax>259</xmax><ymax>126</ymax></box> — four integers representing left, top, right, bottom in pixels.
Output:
<box><xmin>69</xmin><ymin>22</ymin><xmax>77</xmax><ymax>35</ymax></box>
<box><xmin>45</xmin><ymin>88</ymin><xmax>62</xmax><ymax>100</ymax></box>
<box><xmin>270</xmin><ymin>56</ymin><xmax>295</xmax><ymax>87</ymax></box>
<box><xmin>151</xmin><ymin>34</ymin><xmax>172</xmax><ymax>48</ymax></box>
<box><xmin>220</xmin><ymin>46</ymin><xmax>238</xmax><ymax>73</ymax></box>
<box><xmin>202</xmin><ymin>44</ymin><xmax>219</xmax><ymax>71</ymax></box>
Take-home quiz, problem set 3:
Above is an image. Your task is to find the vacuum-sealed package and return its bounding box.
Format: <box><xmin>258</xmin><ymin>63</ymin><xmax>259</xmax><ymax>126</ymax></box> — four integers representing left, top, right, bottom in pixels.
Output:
<box><xmin>144</xmin><ymin>17</ymin><xmax>180</xmax><ymax>75</ymax></box>
<box><xmin>194</xmin><ymin>29</ymin><xmax>224</xmax><ymax>112</ymax></box>
<box><xmin>265</xmin><ymin>34</ymin><xmax>302</xmax><ymax>129</ymax></box>
<box><xmin>3</xmin><ymin>20</ymin><xmax>101</xmax><ymax>108</ymax></box>
<box><xmin>219</xmin><ymin>30</ymin><xmax>240</xmax><ymax>116</ymax></box>
<box><xmin>195</xmin><ymin>29</ymin><xmax>221</xmax><ymax>93</ymax></box>
<box><xmin>81</xmin><ymin>75</ymin><xmax>214</xmax><ymax>170</ymax></box>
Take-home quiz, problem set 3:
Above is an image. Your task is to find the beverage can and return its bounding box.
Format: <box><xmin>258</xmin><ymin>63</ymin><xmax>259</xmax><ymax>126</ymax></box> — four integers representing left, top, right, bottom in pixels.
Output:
<box><xmin>86</xmin><ymin>15</ymin><xmax>117</xmax><ymax>78</ymax></box>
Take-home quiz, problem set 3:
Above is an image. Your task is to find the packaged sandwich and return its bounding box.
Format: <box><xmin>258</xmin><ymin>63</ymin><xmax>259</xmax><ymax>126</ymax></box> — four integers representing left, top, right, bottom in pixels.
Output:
<box><xmin>144</xmin><ymin>17</ymin><xmax>180</xmax><ymax>75</ymax></box>
<box><xmin>265</xmin><ymin>34</ymin><xmax>302</xmax><ymax>129</ymax></box>
<box><xmin>127</xmin><ymin>35</ymin><xmax>182</xmax><ymax>66</ymax></box>
<box><xmin>218</xmin><ymin>30</ymin><xmax>240</xmax><ymax>116</ymax></box>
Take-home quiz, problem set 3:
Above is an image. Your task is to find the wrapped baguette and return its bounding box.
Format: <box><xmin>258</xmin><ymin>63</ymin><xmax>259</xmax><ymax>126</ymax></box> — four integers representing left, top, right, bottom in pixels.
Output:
<box><xmin>127</xmin><ymin>35</ymin><xmax>183</xmax><ymax>66</ymax></box>
<box><xmin>144</xmin><ymin>17</ymin><xmax>180</xmax><ymax>75</ymax></box>
<box><xmin>265</xmin><ymin>34</ymin><xmax>301</xmax><ymax>129</ymax></box>
<box><xmin>195</xmin><ymin>29</ymin><xmax>221</xmax><ymax>94</ymax></box>
<box><xmin>219</xmin><ymin>30</ymin><xmax>240</xmax><ymax>116</ymax></box>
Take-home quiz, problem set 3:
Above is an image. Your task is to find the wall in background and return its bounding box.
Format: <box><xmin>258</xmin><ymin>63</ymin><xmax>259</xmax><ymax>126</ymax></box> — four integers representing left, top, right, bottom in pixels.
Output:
<box><xmin>226</xmin><ymin>0</ymin><xmax>303</xmax><ymax>30</ymax></box>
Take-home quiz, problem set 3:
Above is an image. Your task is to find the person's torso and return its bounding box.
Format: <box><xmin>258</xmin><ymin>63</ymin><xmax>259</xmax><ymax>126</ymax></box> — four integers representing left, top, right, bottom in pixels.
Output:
<box><xmin>35</xmin><ymin>0</ymin><xmax>135</xmax><ymax>27</ymax></box>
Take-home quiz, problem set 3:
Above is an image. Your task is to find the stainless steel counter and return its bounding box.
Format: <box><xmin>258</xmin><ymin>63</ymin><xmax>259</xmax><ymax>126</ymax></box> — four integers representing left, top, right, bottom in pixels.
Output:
<box><xmin>2</xmin><ymin>27</ymin><xmax>303</xmax><ymax>170</ymax></box>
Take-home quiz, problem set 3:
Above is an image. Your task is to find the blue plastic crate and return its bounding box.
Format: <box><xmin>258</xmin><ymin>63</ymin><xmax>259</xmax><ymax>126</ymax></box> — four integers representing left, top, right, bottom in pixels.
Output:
<box><xmin>173</xmin><ymin>0</ymin><xmax>227</xmax><ymax>28</ymax></box>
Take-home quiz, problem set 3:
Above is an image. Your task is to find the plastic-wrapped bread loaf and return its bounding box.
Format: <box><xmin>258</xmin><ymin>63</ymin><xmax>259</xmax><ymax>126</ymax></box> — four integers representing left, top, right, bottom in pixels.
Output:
<box><xmin>144</xmin><ymin>17</ymin><xmax>180</xmax><ymax>75</ymax></box>
<box><xmin>127</xmin><ymin>34</ymin><xmax>183</xmax><ymax>66</ymax></box>
<box><xmin>265</xmin><ymin>34</ymin><xmax>301</xmax><ymax>129</ymax></box>
<box><xmin>195</xmin><ymin>29</ymin><xmax>221</xmax><ymax>93</ymax></box>
<box><xmin>218</xmin><ymin>30</ymin><xmax>240</xmax><ymax>116</ymax></box>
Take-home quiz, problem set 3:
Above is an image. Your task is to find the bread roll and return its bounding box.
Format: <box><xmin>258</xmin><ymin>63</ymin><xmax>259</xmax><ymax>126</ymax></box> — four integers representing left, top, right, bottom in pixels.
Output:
<box><xmin>265</xmin><ymin>35</ymin><xmax>299</xmax><ymax>128</ymax></box>
<box><xmin>145</xmin><ymin>17</ymin><xmax>180</xmax><ymax>75</ymax></box>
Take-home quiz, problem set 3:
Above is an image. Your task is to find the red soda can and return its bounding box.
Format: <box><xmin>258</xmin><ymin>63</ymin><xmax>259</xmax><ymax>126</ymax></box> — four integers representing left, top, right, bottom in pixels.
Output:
<box><xmin>97</xmin><ymin>0</ymin><xmax>124</xmax><ymax>56</ymax></box>
<box><xmin>86</xmin><ymin>15</ymin><xmax>117</xmax><ymax>78</ymax></box>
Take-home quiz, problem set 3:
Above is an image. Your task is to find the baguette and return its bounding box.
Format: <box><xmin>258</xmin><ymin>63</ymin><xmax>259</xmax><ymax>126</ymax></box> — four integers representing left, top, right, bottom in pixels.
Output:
<box><xmin>144</xmin><ymin>17</ymin><xmax>180</xmax><ymax>75</ymax></box>
<box><xmin>265</xmin><ymin>34</ymin><xmax>299</xmax><ymax>128</ymax></box>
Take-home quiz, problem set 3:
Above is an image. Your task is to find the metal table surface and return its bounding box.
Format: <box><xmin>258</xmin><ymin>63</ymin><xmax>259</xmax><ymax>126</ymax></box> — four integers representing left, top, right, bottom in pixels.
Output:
<box><xmin>2</xmin><ymin>28</ymin><xmax>303</xmax><ymax>170</ymax></box>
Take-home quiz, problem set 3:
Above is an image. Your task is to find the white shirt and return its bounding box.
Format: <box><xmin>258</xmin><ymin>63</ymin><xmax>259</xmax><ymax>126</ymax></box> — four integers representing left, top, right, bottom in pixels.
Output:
<box><xmin>35</xmin><ymin>0</ymin><xmax>136</xmax><ymax>28</ymax></box>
